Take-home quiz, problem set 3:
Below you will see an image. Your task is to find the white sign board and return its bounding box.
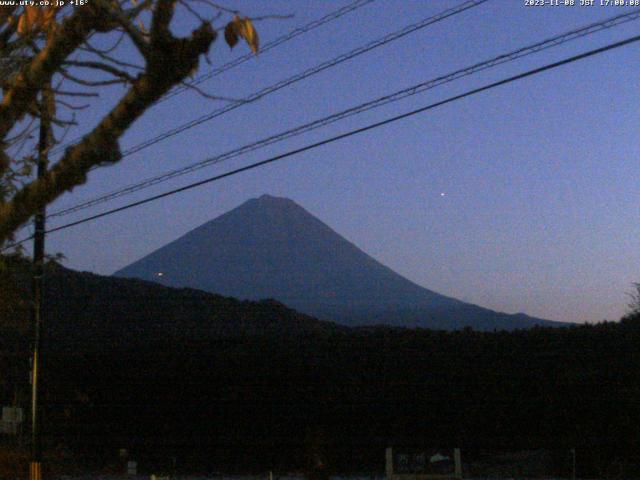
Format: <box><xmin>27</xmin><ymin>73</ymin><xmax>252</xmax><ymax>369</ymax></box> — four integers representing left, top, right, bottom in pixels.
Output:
<box><xmin>2</xmin><ymin>406</ymin><xmax>23</xmax><ymax>423</ymax></box>
<box><xmin>1</xmin><ymin>407</ymin><xmax>23</xmax><ymax>435</ymax></box>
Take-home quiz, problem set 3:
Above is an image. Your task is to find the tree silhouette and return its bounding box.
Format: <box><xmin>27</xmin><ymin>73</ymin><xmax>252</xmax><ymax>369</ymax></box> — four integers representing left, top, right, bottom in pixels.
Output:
<box><xmin>0</xmin><ymin>2</ymin><xmax>259</xmax><ymax>247</ymax></box>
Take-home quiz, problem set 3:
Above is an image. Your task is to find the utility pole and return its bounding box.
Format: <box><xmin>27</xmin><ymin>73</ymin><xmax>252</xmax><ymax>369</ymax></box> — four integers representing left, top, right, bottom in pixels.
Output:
<box><xmin>30</xmin><ymin>88</ymin><xmax>50</xmax><ymax>480</ymax></box>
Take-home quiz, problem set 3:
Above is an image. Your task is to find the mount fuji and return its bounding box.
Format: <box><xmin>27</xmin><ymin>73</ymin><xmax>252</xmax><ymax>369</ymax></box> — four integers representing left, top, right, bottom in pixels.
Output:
<box><xmin>114</xmin><ymin>194</ymin><xmax>564</xmax><ymax>331</ymax></box>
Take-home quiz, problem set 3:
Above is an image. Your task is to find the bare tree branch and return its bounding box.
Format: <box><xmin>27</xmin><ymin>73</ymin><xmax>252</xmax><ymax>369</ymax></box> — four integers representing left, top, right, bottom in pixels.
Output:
<box><xmin>191</xmin><ymin>0</ymin><xmax>239</xmax><ymax>15</ymax></box>
<box><xmin>49</xmin><ymin>116</ymin><xmax>78</xmax><ymax>128</ymax></box>
<box><xmin>63</xmin><ymin>59</ymin><xmax>136</xmax><ymax>82</ymax></box>
<box><xmin>98</xmin><ymin>0</ymin><xmax>150</xmax><ymax>57</ymax></box>
<box><xmin>56</xmin><ymin>99</ymin><xmax>90</xmax><ymax>111</ymax></box>
<box><xmin>59</xmin><ymin>67</ymin><xmax>130</xmax><ymax>87</ymax></box>
<box><xmin>179</xmin><ymin>1</ymin><xmax>209</xmax><ymax>24</ymax></box>
<box><xmin>0</xmin><ymin>11</ymin><xmax>217</xmax><ymax>244</ymax></box>
<box><xmin>178</xmin><ymin>80</ymin><xmax>244</xmax><ymax>103</ymax></box>
<box><xmin>0</xmin><ymin>6</ymin><xmax>102</xmax><ymax>142</ymax></box>
<box><xmin>53</xmin><ymin>89</ymin><xmax>100</xmax><ymax>98</ymax></box>
<box><xmin>84</xmin><ymin>30</ymin><xmax>126</xmax><ymax>55</ymax></box>
<box><xmin>80</xmin><ymin>41</ymin><xmax>145</xmax><ymax>71</ymax></box>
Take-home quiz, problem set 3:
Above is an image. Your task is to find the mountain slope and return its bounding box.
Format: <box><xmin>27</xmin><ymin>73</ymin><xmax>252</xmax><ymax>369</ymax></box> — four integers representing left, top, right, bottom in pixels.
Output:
<box><xmin>0</xmin><ymin>256</ymin><xmax>344</xmax><ymax>355</ymax></box>
<box><xmin>115</xmin><ymin>194</ymin><xmax>564</xmax><ymax>330</ymax></box>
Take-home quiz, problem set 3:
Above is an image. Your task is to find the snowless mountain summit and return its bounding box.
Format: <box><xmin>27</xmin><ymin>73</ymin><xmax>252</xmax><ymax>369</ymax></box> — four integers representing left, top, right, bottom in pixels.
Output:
<box><xmin>114</xmin><ymin>194</ymin><xmax>564</xmax><ymax>331</ymax></box>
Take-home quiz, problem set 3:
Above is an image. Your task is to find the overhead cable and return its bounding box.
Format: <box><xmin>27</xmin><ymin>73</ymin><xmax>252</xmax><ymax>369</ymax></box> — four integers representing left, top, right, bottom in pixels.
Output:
<box><xmin>48</xmin><ymin>0</ymin><xmax>376</xmax><ymax>156</ymax></box>
<box><xmin>52</xmin><ymin>0</ymin><xmax>488</xmax><ymax>164</ymax></box>
<box><xmin>49</xmin><ymin>8</ymin><xmax>640</xmax><ymax>219</ymax></box>
<box><xmin>28</xmin><ymin>34</ymin><xmax>640</xmax><ymax>244</ymax></box>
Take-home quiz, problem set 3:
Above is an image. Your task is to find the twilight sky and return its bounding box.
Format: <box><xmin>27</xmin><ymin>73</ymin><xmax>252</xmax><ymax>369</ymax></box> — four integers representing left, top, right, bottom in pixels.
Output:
<box><xmin>37</xmin><ymin>1</ymin><xmax>640</xmax><ymax>324</ymax></box>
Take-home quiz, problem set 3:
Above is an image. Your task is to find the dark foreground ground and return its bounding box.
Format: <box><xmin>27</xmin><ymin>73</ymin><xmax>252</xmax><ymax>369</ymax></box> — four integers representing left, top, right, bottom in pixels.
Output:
<box><xmin>2</xmin><ymin>258</ymin><xmax>640</xmax><ymax>479</ymax></box>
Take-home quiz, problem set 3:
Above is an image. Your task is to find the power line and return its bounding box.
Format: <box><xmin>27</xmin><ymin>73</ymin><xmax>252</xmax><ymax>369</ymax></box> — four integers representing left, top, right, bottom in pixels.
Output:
<box><xmin>163</xmin><ymin>0</ymin><xmax>377</xmax><ymax>101</ymax></box>
<box><xmin>5</xmin><ymin>31</ymin><xmax>637</xmax><ymax>253</ymax></box>
<box><xmin>49</xmin><ymin>0</ymin><xmax>490</xmax><ymax>217</ymax></box>
<box><xmin>121</xmin><ymin>0</ymin><xmax>487</xmax><ymax>158</ymax></box>
<box><xmin>30</xmin><ymin>34</ymin><xmax>640</xmax><ymax>243</ymax></box>
<box><xmin>48</xmin><ymin>0</ymin><xmax>376</xmax><ymax>157</ymax></box>
<box><xmin>48</xmin><ymin>8</ymin><xmax>640</xmax><ymax>219</ymax></box>
<box><xmin>54</xmin><ymin>0</ymin><xmax>488</xmax><ymax>166</ymax></box>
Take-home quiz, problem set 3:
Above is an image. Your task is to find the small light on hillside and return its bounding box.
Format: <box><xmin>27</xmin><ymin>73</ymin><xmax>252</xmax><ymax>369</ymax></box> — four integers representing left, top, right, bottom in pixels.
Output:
<box><xmin>157</xmin><ymin>272</ymin><xmax>164</xmax><ymax>277</ymax></box>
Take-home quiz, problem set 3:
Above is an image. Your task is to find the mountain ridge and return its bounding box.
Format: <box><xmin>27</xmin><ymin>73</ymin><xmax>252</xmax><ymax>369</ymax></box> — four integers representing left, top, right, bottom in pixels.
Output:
<box><xmin>114</xmin><ymin>194</ymin><xmax>566</xmax><ymax>331</ymax></box>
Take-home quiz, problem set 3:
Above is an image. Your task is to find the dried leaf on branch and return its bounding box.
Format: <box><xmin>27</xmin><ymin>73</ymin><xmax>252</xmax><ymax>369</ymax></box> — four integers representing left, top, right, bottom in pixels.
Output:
<box><xmin>224</xmin><ymin>16</ymin><xmax>259</xmax><ymax>54</ymax></box>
